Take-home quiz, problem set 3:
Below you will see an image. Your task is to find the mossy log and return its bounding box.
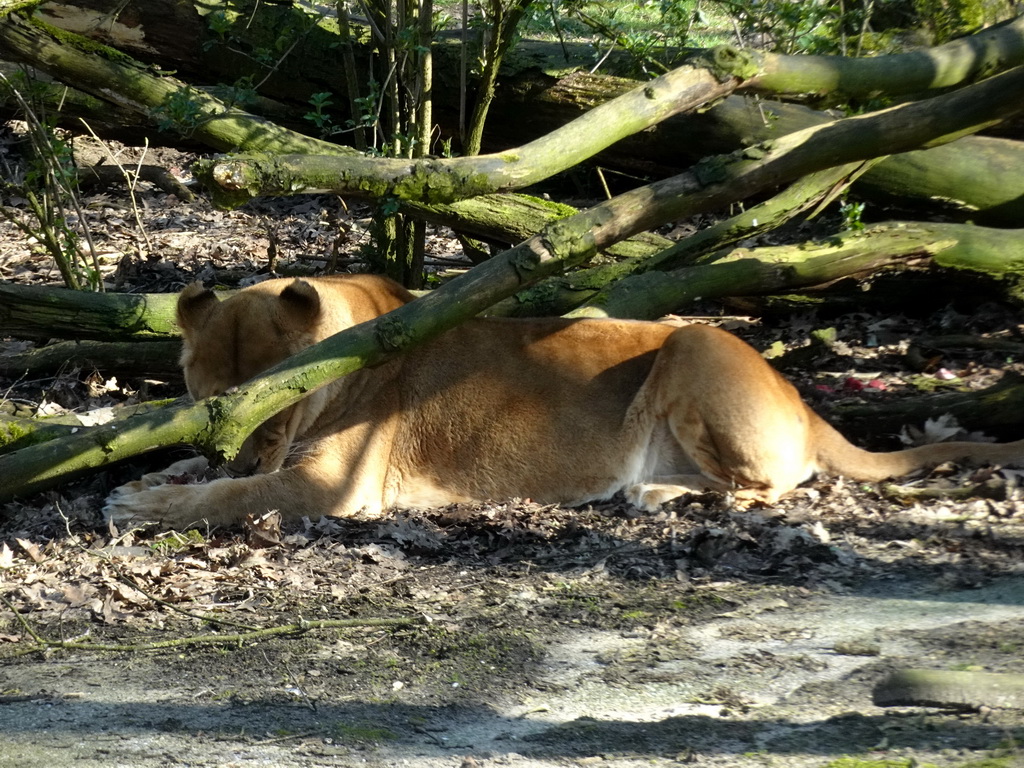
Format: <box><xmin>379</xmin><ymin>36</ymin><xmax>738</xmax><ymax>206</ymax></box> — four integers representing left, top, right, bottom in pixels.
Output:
<box><xmin>3</xmin><ymin>60</ymin><xmax>1024</xmax><ymax>342</ymax></box>
<box><xmin>200</xmin><ymin>56</ymin><xmax>1024</xmax><ymax>214</ymax></box>
<box><xmin>402</xmin><ymin>193</ymin><xmax>674</xmax><ymax>260</ymax></box>
<box><xmin>194</xmin><ymin>55</ymin><xmax>744</xmax><ymax>207</ymax></box>
<box><xmin>0</xmin><ymin>414</ymin><xmax>80</xmax><ymax>454</ymax></box>
<box><xmin>0</xmin><ymin>11</ymin><xmax>357</xmax><ymax>157</ymax></box>
<box><xmin>748</xmin><ymin>13</ymin><xmax>1024</xmax><ymax>96</ymax></box>
<box><xmin>489</xmin><ymin>160</ymin><xmax>880</xmax><ymax>317</ymax></box>
<box><xmin>0</xmin><ymin>398</ymin><xmax>179</xmax><ymax>456</ymax></box>
<box><xmin>6</xmin><ymin>4</ymin><xmax>1024</xmax><ymax>232</ymax></box>
<box><xmin>855</xmin><ymin>135</ymin><xmax>1024</xmax><ymax>226</ymax></box>
<box><xmin>571</xmin><ymin>222</ymin><xmax>1024</xmax><ymax>321</ymax></box>
<box><xmin>0</xmin><ymin>283</ymin><xmax>179</xmax><ymax>340</ymax></box>
<box><xmin>21</xmin><ymin>2</ymin><xmax>1024</xmax><ymax>143</ymax></box>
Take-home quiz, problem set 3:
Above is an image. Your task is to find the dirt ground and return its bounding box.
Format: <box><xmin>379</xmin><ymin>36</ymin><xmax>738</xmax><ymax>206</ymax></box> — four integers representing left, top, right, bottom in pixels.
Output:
<box><xmin>2</xmin><ymin>135</ymin><xmax>1024</xmax><ymax>768</ymax></box>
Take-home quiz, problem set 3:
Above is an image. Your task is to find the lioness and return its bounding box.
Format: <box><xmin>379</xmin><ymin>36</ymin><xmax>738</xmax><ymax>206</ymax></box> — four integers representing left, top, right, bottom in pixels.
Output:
<box><xmin>105</xmin><ymin>274</ymin><xmax>1024</xmax><ymax>529</ymax></box>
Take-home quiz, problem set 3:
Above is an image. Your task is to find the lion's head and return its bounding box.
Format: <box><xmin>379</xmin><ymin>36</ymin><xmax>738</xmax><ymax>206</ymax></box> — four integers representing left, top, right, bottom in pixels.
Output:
<box><xmin>175</xmin><ymin>276</ymin><xmax>413</xmax><ymax>476</ymax></box>
<box><xmin>176</xmin><ymin>279</ymin><xmax>326</xmax><ymax>475</ymax></box>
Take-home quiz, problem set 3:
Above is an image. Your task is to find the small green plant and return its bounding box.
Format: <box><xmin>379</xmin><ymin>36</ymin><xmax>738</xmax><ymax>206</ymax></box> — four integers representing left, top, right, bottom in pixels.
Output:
<box><xmin>212</xmin><ymin>75</ymin><xmax>259</xmax><ymax>110</ymax></box>
<box><xmin>378</xmin><ymin>195</ymin><xmax>402</xmax><ymax>217</ymax></box>
<box><xmin>149</xmin><ymin>529</ymin><xmax>207</xmax><ymax>554</ymax></box>
<box><xmin>840</xmin><ymin>198</ymin><xmax>866</xmax><ymax>231</ymax></box>
<box><xmin>331</xmin><ymin>721</ymin><xmax>397</xmax><ymax>743</ymax></box>
<box><xmin>304</xmin><ymin>91</ymin><xmax>343</xmax><ymax>138</ymax></box>
<box><xmin>0</xmin><ymin>71</ymin><xmax>102</xmax><ymax>290</ymax></box>
<box><xmin>151</xmin><ymin>86</ymin><xmax>206</xmax><ymax>135</ymax></box>
<box><xmin>205</xmin><ymin>9</ymin><xmax>232</xmax><ymax>44</ymax></box>
<box><xmin>562</xmin><ymin>0</ymin><xmax>730</xmax><ymax>76</ymax></box>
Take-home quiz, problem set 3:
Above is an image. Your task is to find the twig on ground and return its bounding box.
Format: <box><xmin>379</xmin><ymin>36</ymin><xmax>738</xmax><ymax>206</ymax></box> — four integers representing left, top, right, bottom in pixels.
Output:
<box><xmin>7</xmin><ymin>614</ymin><xmax>423</xmax><ymax>658</ymax></box>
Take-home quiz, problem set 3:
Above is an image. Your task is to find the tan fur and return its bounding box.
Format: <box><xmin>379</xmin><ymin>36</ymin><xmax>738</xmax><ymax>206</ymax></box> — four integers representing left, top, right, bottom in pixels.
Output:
<box><xmin>104</xmin><ymin>275</ymin><xmax>1024</xmax><ymax>529</ymax></box>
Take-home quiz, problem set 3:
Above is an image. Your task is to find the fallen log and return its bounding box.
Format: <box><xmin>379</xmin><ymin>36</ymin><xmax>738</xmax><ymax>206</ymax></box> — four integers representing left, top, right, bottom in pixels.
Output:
<box><xmin>874</xmin><ymin>669</ymin><xmax>1024</xmax><ymax>710</ymax></box>
<box><xmin>0</xmin><ymin>283</ymin><xmax>179</xmax><ymax>341</ymax></box>
<box><xmin>77</xmin><ymin>164</ymin><xmax>194</xmax><ymax>201</ymax></box>
<box><xmin>0</xmin><ymin>12</ymin><xmax>358</xmax><ymax>157</ymax></box>
<box><xmin>0</xmin><ymin>398</ymin><xmax>181</xmax><ymax>456</ymax></box>
<box><xmin>490</xmin><ymin>160</ymin><xmax>880</xmax><ymax>317</ymax></box>
<box><xmin>0</xmin><ymin>339</ymin><xmax>182</xmax><ymax>378</ymax></box>
<box><xmin>834</xmin><ymin>373</ymin><xmax>1024</xmax><ymax>442</ymax></box>
<box><xmin>7</xmin><ymin>3</ymin><xmax>1024</xmax><ymax>224</ymax></box>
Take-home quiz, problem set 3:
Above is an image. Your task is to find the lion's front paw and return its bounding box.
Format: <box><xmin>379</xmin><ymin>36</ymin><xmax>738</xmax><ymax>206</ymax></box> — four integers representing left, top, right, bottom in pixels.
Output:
<box><xmin>112</xmin><ymin>456</ymin><xmax>210</xmax><ymax>497</ymax></box>
<box><xmin>104</xmin><ymin>458</ymin><xmax>212</xmax><ymax>530</ymax></box>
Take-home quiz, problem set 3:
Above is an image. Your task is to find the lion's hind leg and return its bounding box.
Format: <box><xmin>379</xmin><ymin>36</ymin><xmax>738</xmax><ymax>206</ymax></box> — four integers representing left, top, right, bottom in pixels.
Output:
<box><xmin>624</xmin><ymin>474</ymin><xmax>728</xmax><ymax>511</ymax></box>
<box><xmin>629</xmin><ymin>324</ymin><xmax>818</xmax><ymax>509</ymax></box>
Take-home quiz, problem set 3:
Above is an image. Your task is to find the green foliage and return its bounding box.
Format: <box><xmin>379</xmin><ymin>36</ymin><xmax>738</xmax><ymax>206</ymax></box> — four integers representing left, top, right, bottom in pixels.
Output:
<box><xmin>555</xmin><ymin>0</ymin><xmax>895</xmax><ymax>69</ymax></box>
<box><xmin>303</xmin><ymin>91</ymin><xmax>343</xmax><ymax>139</ymax></box>
<box><xmin>211</xmin><ymin>75</ymin><xmax>259</xmax><ymax>110</ymax></box>
<box><xmin>840</xmin><ymin>197</ymin><xmax>866</xmax><ymax>231</ymax></box>
<box><xmin>914</xmin><ymin>0</ymin><xmax>993</xmax><ymax>43</ymax></box>
<box><xmin>721</xmin><ymin>0</ymin><xmax>866</xmax><ymax>55</ymax></box>
<box><xmin>151</xmin><ymin>87</ymin><xmax>206</xmax><ymax>135</ymax></box>
<box><xmin>351</xmin><ymin>81</ymin><xmax>382</xmax><ymax>136</ymax></box>
<box><xmin>560</xmin><ymin>0</ymin><xmax>730</xmax><ymax>75</ymax></box>
<box><xmin>149</xmin><ymin>529</ymin><xmax>207</xmax><ymax>554</ymax></box>
<box><xmin>205</xmin><ymin>8</ymin><xmax>232</xmax><ymax>43</ymax></box>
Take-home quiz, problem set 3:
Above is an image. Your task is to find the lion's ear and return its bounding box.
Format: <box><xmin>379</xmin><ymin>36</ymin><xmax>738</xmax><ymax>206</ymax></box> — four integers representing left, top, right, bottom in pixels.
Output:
<box><xmin>177</xmin><ymin>282</ymin><xmax>219</xmax><ymax>333</ymax></box>
<box><xmin>279</xmin><ymin>279</ymin><xmax>321</xmax><ymax>330</ymax></box>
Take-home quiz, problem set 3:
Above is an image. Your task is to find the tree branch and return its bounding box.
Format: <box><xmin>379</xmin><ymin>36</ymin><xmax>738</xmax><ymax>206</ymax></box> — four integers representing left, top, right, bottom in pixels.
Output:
<box><xmin>748</xmin><ymin>13</ymin><xmax>1024</xmax><ymax>97</ymax></box>
<box><xmin>197</xmin><ymin>55</ymin><xmax>746</xmax><ymax>206</ymax></box>
<box><xmin>571</xmin><ymin>221</ymin><xmax>1024</xmax><ymax>320</ymax></box>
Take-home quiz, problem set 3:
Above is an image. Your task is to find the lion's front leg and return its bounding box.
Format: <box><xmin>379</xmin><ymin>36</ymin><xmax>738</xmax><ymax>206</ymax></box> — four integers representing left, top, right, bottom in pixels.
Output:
<box><xmin>103</xmin><ymin>454</ymin><xmax>385</xmax><ymax>532</ymax></box>
<box><xmin>104</xmin><ymin>463</ymin><xmax>345</xmax><ymax>531</ymax></box>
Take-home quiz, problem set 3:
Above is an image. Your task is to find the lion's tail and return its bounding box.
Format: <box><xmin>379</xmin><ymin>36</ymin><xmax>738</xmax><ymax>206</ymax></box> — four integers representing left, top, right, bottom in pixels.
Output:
<box><xmin>811</xmin><ymin>414</ymin><xmax>1024</xmax><ymax>481</ymax></box>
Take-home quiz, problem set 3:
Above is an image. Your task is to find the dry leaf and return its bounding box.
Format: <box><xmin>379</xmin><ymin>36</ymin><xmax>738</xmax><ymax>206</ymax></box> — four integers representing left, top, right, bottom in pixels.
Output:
<box><xmin>244</xmin><ymin>510</ymin><xmax>282</xmax><ymax>548</ymax></box>
<box><xmin>15</xmin><ymin>538</ymin><xmax>44</xmax><ymax>563</ymax></box>
<box><xmin>0</xmin><ymin>542</ymin><xmax>14</xmax><ymax>569</ymax></box>
<box><xmin>61</xmin><ymin>583</ymin><xmax>93</xmax><ymax>608</ymax></box>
